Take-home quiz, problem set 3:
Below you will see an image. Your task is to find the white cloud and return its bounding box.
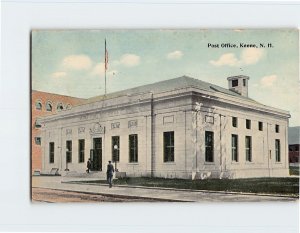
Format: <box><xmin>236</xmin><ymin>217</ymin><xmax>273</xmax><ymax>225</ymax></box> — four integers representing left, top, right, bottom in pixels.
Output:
<box><xmin>210</xmin><ymin>48</ymin><xmax>264</xmax><ymax>67</ymax></box>
<box><xmin>260</xmin><ymin>74</ymin><xmax>277</xmax><ymax>87</ymax></box>
<box><xmin>241</xmin><ymin>48</ymin><xmax>264</xmax><ymax>65</ymax></box>
<box><xmin>167</xmin><ymin>50</ymin><xmax>183</xmax><ymax>60</ymax></box>
<box><xmin>209</xmin><ymin>53</ymin><xmax>239</xmax><ymax>66</ymax></box>
<box><xmin>62</xmin><ymin>54</ymin><xmax>92</xmax><ymax>70</ymax></box>
<box><xmin>91</xmin><ymin>62</ymin><xmax>105</xmax><ymax>76</ymax></box>
<box><xmin>91</xmin><ymin>62</ymin><xmax>118</xmax><ymax>78</ymax></box>
<box><xmin>51</xmin><ymin>71</ymin><xmax>67</xmax><ymax>78</ymax></box>
<box><xmin>119</xmin><ymin>54</ymin><xmax>140</xmax><ymax>67</ymax></box>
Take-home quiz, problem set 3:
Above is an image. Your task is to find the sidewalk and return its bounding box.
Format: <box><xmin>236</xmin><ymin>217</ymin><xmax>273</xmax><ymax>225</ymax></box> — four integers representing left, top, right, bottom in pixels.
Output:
<box><xmin>32</xmin><ymin>176</ymin><xmax>298</xmax><ymax>202</ymax></box>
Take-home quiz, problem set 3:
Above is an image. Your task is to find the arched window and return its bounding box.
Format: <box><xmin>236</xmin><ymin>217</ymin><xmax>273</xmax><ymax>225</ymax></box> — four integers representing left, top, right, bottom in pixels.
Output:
<box><xmin>57</xmin><ymin>103</ymin><xmax>64</xmax><ymax>111</ymax></box>
<box><xmin>46</xmin><ymin>101</ymin><xmax>52</xmax><ymax>112</ymax></box>
<box><xmin>35</xmin><ymin>100</ymin><xmax>42</xmax><ymax>110</ymax></box>
<box><xmin>66</xmin><ymin>104</ymin><xmax>72</xmax><ymax>110</ymax></box>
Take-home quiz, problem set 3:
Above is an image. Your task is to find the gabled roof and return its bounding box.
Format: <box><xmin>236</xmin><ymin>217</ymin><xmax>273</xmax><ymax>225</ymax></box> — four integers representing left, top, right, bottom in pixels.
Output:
<box><xmin>86</xmin><ymin>75</ymin><xmax>256</xmax><ymax>103</ymax></box>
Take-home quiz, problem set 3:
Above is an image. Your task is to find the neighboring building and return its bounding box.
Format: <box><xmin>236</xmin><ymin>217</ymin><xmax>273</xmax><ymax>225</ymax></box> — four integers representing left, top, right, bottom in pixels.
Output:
<box><xmin>32</xmin><ymin>90</ymin><xmax>85</xmax><ymax>173</ymax></box>
<box><xmin>39</xmin><ymin>75</ymin><xmax>290</xmax><ymax>179</ymax></box>
<box><xmin>288</xmin><ymin>126</ymin><xmax>300</xmax><ymax>163</ymax></box>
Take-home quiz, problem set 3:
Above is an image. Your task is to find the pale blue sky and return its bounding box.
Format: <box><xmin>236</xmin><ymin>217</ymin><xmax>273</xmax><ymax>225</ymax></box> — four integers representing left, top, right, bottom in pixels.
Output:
<box><xmin>32</xmin><ymin>29</ymin><xmax>299</xmax><ymax>126</ymax></box>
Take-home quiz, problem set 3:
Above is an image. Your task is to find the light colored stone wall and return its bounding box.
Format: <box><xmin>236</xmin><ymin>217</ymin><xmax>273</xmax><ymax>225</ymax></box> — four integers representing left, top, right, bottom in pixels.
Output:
<box><xmin>40</xmin><ymin>87</ymin><xmax>289</xmax><ymax>179</ymax></box>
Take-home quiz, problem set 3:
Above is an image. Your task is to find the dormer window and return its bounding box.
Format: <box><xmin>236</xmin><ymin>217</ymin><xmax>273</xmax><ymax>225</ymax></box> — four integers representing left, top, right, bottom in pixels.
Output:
<box><xmin>232</xmin><ymin>79</ymin><xmax>238</xmax><ymax>87</ymax></box>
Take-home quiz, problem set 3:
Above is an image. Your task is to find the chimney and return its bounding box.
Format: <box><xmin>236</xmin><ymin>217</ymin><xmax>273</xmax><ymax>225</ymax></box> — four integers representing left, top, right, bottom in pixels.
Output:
<box><xmin>227</xmin><ymin>75</ymin><xmax>250</xmax><ymax>97</ymax></box>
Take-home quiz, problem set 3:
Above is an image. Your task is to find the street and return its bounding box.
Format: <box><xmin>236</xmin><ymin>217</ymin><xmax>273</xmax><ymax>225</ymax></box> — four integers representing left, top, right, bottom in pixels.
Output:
<box><xmin>31</xmin><ymin>176</ymin><xmax>298</xmax><ymax>202</ymax></box>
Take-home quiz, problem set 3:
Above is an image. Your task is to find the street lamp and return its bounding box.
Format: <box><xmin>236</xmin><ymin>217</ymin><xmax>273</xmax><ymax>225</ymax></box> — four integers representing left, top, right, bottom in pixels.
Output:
<box><xmin>113</xmin><ymin>144</ymin><xmax>118</xmax><ymax>172</ymax></box>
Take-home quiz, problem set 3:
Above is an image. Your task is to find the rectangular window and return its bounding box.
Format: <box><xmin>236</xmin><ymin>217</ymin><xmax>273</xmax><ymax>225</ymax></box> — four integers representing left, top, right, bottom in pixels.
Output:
<box><xmin>78</xmin><ymin>139</ymin><xmax>85</xmax><ymax>163</ymax></box>
<box><xmin>275</xmin><ymin>124</ymin><xmax>280</xmax><ymax>133</ymax></box>
<box><xmin>164</xmin><ymin>131</ymin><xmax>174</xmax><ymax>162</ymax></box>
<box><xmin>232</xmin><ymin>79</ymin><xmax>238</xmax><ymax>87</ymax></box>
<box><xmin>66</xmin><ymin>140</ymin><xmax>72</xmax><ymax>163</ymax></box>
<box><xmin>258</xmin><ymin>121</ymin><xmax>263</xmax><ymax>131</ymax></box>
<box><xmin>49</xmin><ymin>142</ymin><xmax>54</xmax><ymax>163</ymax></box>
<box><xmin>232</xmin><ymin>117</ymin><xmax>238</xmax><ymax>127</ymax></box>
<box><xmin>205</xmin><ymin>131</ymin><xmax>214</xmax><ymax>162</ymax></box>
<box><xmin>129</xmin><ymin>134</ymin><xmax>138</xmax><ymax>163</ymax></box>
<box><xmin>34</xmin><ymin>137</ymin><xmax>41</xmax><ymax>145</ymax></box>
<box><xmin>232</xmin><ymin>134</ymin><xmax>238</xmax><ymax>162</ymax></box>
<box><xmin>243</xmin><ymin>79</ymin><xmax>246</xmax><ymax>86</ymax></box>
<box><xmin>275</xmin><ymin>139</ymin><xmax>281</xmax><ymax>162</ymax></box>
<box><xmin>112</xmin><ymin>136</ymin><xmax>120</xmax><ymax>162</ymax></box>
<box><xmin>246</xmin><ymin>119</ymin><xmax>251</xmax><ymax>129</ymax></box>
<box><xmin>245</xmin><ymin>136</ymin><xmax>252</xmax><ymax>162</ymax></box>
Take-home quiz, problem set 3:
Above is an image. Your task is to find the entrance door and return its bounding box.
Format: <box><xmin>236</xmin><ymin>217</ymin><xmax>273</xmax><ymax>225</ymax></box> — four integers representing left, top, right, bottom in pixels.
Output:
<box><xmin>92</xmin><ymin>138</ymin><xmax>102</xmax><ymax>171</ymax></box>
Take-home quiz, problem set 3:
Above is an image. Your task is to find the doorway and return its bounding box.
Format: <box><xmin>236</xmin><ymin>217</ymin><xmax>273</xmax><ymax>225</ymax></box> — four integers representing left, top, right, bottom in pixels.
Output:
<box><xmin>91</xmin><ymin>138</ymin><xmax>102</xmax><ymax>171</ymax></box>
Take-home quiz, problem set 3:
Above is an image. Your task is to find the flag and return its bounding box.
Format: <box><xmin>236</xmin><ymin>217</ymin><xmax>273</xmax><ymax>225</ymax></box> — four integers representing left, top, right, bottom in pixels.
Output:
<box><xmin>105</xmin><ymin>39</ymin><xmax>108</xmax><ymax>71</ymax></box>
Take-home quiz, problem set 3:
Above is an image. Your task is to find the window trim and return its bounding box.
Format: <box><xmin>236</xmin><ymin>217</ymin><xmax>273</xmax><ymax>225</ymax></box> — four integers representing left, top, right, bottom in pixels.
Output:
<box><xmin>66</xmin><ymin>140</ymin><xmax>72</xmax><ymax>163</ymax></box>
<box><xmin>231</xmin><ymin>134</ymin><xmax>238</xmax><ymax>162</ymax></box>
<box><xmin>35</xmin><ymin>100</ymin><xmax>42</xmax><ymax>110</ymax></box>
<box><xmin>275</xmin><ymin>139</ymin><xmax>281</xmax><ymax>162</ymax></box>
<box><xmin>78</xmin><ymin>139</ymin><xmax>85</xmax><ymax>163</ymax></box>
<box><xmin>232</xmin><ymin>117</ymin><xmax>238</xmax><ymax>128</ymax></box>
<box><xmin>163</xmin><ymin>131</ymin><xmax>175</xmax><ymax>163</ymax></box>
<box><xmin>258</xmin><ymin>121</ymin><xmax>263</xmax><ymax>131</ymax></box>
<box><xmin>112</xmin><ymin>136</ymin><xmax>120</xmax><ymax>162</ymax></box>
<box><xmin>232</xmin><ymin>79</ymin><xmax>238</xmax><ymax>87</ymax></box>
<box><xmin>275</xmin><ymin>124</ymin><xmax>280</xmax><ymax>133</ymax></box>
<box><xmin>246</xmin><ymin>119</ymin><xmax>251</xmax><ymax>129</ymax></box>
<box><xmin>49</xmin><ymin>142</ymin><xmax>54</xmax><ymax>163</ymax></box>
<box><xmin>129</xmin><ymin>134</ymin><xmax>138</xmax><ymax>163</ymax></box>
<box><xmin>205</xmin><ymin>131</ymin><xmax>214</xmax><ymax>163</ymax></box>
<box><xmin>46</xmin><ymin>101</ymin><xmax>53</xmax><ymax>112</ymax></box>
<box><xmin>245</xmin><ymin>136</ymin><xmax>252</xmax><ymax>162</ymax></box>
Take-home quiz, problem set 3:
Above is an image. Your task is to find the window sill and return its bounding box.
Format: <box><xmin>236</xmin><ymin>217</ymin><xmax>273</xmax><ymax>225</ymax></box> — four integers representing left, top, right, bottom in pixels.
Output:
<box><xmin>128</xmin><ymin>162</ymin><xmax>139</xmax><ymax>165</ymax></box>
<box><xmin>163</xmin><ymin>162</ymin><xmax>176</xmax><ymax>165</ymax></box>
<box><xmin>204</xmin><ymin>162</ymin><xmax>215</xmax><ymax>165</ymax></box>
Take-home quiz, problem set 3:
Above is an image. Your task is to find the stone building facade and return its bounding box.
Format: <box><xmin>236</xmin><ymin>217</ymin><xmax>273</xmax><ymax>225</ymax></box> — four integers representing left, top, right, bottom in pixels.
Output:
<box><xmin>39</xmin><ymin>75</ymin><xmax>290</xmax><ymax>179</ymax></box>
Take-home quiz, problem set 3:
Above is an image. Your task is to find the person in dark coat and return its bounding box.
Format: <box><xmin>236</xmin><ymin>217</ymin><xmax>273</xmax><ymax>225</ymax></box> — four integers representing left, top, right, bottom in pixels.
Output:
<box><xmin>86</xmin><ymin>158</ymin><xmax>91</xmax><ymax>173</ymax></box>
<box><xmin>106</xmin><ymin>161</ymin><xmax>114</xmax><ymax>188</ymax></box>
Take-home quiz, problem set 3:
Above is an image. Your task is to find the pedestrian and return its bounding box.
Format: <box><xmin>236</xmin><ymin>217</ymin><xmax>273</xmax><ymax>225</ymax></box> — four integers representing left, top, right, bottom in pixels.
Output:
<box><xmin>106</xmin><ymin>161</ymin><xmax>114</xmax><ymax>188</ymax></box>
<box><xmin>86</xmin><ymin>158</ymin><xmax>91</xmax><ymax>173</ymax></box>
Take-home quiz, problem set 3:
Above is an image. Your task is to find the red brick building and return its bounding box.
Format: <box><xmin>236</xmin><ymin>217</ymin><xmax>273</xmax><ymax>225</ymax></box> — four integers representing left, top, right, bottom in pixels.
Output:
<box><xmin>31</xmin><ymin>90</ymin><xmax>85</xmax><ymax>173</ymax></box>
<box><xmin>288</xmin><ymin>126</ymin><xmax>300</xmax><ymax>163</ymax></box>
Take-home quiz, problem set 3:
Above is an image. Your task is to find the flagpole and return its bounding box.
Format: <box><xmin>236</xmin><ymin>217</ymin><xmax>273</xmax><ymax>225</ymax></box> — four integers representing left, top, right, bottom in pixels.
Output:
<box><xmin>105</xmin><ymin>38</ymin><xmax>107</xmax><ymax>96</ymax></box>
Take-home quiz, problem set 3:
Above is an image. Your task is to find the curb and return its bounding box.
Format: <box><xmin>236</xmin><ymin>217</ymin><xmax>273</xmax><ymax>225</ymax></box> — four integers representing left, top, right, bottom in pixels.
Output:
<box><xmin>62</xmin><ymin>180</ymin><xmax>299</xmax><ymax>199</ymax></box>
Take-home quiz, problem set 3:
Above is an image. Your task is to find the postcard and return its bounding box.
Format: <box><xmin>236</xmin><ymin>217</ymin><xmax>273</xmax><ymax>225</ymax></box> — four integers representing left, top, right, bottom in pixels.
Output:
<box><xmin>31</xmin><ymin>29</ymin><xmax>299</xmax><ymax>202</ymax></box>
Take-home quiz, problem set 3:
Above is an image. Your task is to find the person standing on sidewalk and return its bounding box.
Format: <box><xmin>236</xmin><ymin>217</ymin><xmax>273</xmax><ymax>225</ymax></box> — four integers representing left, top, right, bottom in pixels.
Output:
<box><xmin>86</xmin><ymin>158</ymin><xmax>91</xmax><ymax>173</ymax></box>
<box><xmin>106</xmin><ymin>161</ymin><xmax>114</xmax><ymax>188</ymax></box>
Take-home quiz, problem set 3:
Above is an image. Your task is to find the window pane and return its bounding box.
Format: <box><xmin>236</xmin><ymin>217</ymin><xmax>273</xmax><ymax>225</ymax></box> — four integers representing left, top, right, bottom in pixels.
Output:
<box><xmin>205</xmin><ymin>131</ymin><xmax>214</xmax><ymax>162</ymax></box>
<box><xmin>164</xmin><ymin>132</ymin><xmax>174</xmax><ymax>162</ymax></box>
<box><xmin>112</xmin><ymin>136</ymin><xmax>120</xmax><ymax>162</ymax></box>
<box><xmin>79</xmin><ymin>139</ymin><xmax>85</xmax><ymax>163</ymax></box>
<box><xmin>232</xmin><ymin>134</ymin><xmax>238</xmax><ymax>162</ymax></box>
<box><xmin>245</xmin><ymin>136</ymin><xmax>252</xmax><ymax>162</ymax></box>
<box><xmin>49</xmin><ymin>142</ymin><xmax>54</xmax><ymax>163</ymax></box>
<box><xmin>232</xmin><ymin>79</ymin><xmax>238</xmax><ymax>87</ymax></box>
<box><xmin>66</xmin><ymin>140</ymin><xmax>72</xmax><ymax>163</ymax></box>
<box><xmin>275</xmin><ymin>139</ymin><xmax>280</xmax><ymax>162</ymax></box>
<box><xmin>129</xmin><ymin>134</ymin><xmax>138</xmax><ymax>163</ymax></box>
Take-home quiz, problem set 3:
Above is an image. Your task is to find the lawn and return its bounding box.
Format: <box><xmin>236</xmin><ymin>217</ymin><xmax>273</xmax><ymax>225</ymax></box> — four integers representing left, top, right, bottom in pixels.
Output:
<box><xmin>290</xmin><ymin>166</ymin><xmax>299</xmax><ymax>176</ymax></box>
<box><xmin>83</xmin><ymin>177</ymin><xmax>299</xmax><ymax>197</ymax></box>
